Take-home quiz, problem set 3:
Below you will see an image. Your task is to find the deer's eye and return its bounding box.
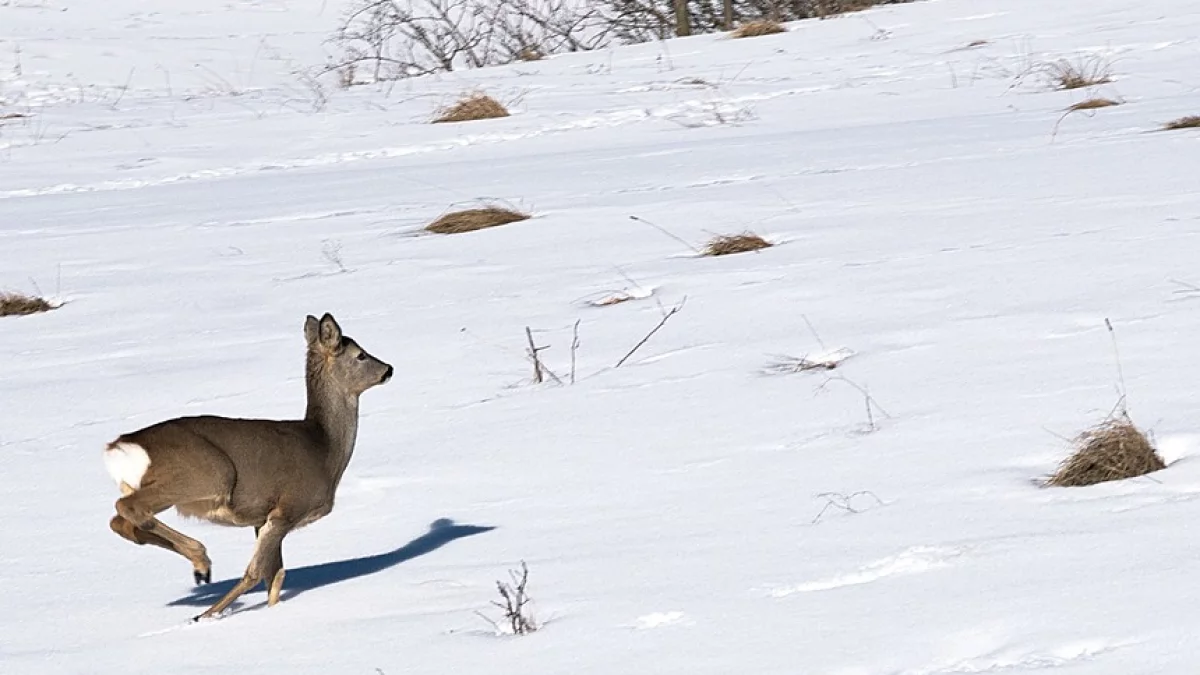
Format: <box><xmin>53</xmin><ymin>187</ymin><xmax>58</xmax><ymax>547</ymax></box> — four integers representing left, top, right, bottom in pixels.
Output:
<box><xmin>356</xmin><ymin>352</ymin><xmax>367</xmax><ymax>361</ymax></box>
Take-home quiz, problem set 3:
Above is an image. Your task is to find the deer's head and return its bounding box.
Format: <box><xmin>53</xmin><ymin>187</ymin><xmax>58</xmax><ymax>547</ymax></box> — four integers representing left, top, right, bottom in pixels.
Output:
<box><xmin>304</xmin><ymin>313</ymin><xmax>392</xmax><ymax>396</ymax></box>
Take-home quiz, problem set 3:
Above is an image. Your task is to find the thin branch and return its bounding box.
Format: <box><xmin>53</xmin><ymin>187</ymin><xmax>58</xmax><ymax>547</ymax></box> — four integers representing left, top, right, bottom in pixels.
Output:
<box><xmin>615</xmin><ymin>297</ymin><xmax>686</xmax><ymax>368</ymax></box>
<box><xmin>1105</xmin><ymin>317</ymin><xmax>1128</xmax><ymax>414</ymax></box>
<box><xmin>629</xmin><ymin>215</ymin><xmax>699</xmax><ymax>254</ymax></box>
<box><xmin>811</xmin><ymin>491</ymin><xmax>885</xmax><ymax>524</ymax></box>
<box><xmin>570</xmin><ymin>319</ymin><xmax>581</xmax><ymax>385</ymax></box>
<box><xmin>525</xmin><ymin>326</ymin><xmax>544</xmax><ymax>384</ymax></box>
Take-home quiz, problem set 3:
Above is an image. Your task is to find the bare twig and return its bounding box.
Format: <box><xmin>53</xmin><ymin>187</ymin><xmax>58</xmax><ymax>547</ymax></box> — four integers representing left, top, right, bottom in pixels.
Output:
<box><xmin>322</xmin><ymin>239</ymin><xmax>350</xmax><ymax>273</ymax></box>
<box><xmin>570</xmin><ymin>319</ymin><xmax>581</xmax><ymax>384</ymax></box>
<box><xmin>479</xmin><ymin>561</ymin><xmax>537</xmax><ymax>635</ymax></box>
<box><xmin>802</xmin><ymin>314</ymin><xmax>827</xmax><ymax>351</ymax></box>
<box><xmin>1105</xmin><ymin>318</ymin><xmax>1128</xmax><ymax>415</ymax></box>
<box><xmin>615</xmin><ymin>297</ymin><xmax>686</xmax><ymax>367</ymax></box>
<box><xmin>629</xmin><ymin>215</ymin><xmax>700</xmax><ymax>254</ymax></box>
<box><xmin>525</xmin><ymin>326</ymin><xmax>545</xmax><ymax>384</ymax></box>
<box><xmin>524</xmin><ymin>326</ymin><xmax>562</xmax><ymax>385</ymax></box>
<box><xmin>811</xmin><ymin>491</ymin><xmax>885</xmax><ymax>524</ymax></box>
<box><xmin>816</xmin><ymin>374</ymin><xmax>891</xmax><ymax>432</ymax></box>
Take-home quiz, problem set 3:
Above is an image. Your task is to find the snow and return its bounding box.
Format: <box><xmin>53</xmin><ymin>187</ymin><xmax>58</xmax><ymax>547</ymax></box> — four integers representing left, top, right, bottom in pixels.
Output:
<box><xmin>3</xmin><ymin>0</ymin><xmax>1200</xmax><ymax>672</ymax></box>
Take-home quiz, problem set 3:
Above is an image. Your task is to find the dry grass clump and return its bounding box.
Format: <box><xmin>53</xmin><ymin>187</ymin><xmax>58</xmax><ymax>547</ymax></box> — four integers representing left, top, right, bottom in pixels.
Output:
<box><xmin>732</xmin><ymin>20</ymin><xmax>786</xmax><ymax>38</ymax></box>
<box><xmin>516</xmin><ymin>47</ymin><xmax>544</xmax><ymax>62</ymax></box>
<box><xmin>1046</xmin><ymin>415</ymin><xmax>1165</xmax><ymax>487</ymax></box>
<box><xmin>702</xmin><ymin>232</ymin><xmax>773</xmax><ymax>256</ymax></box>
<box><xmin>1162</xmin><ymin>115</ymin><xmax>1200</xmax><ymax>130</ymax></box>
<box><xmin>0</xmin><ymin>292</ymin><xmax>57</xmax><ymax>317</ymax></box>
<box><xmin>1043</xmin><ymin>57</ymin><xmax>1112</xmax><ymax>90</ymax></box>
<box><xmin>1067</xmin><ymin>97</ymin><xmax>1121</xmax><ymax>112</ymax></box>
<box><xmin>426</xmin><ymin>206</ymin><xmax>530</xmax><ymax>234</ymax></box>
<box><xmin>432</xmin><ymin>93</ymin><xmax>510</xmax><ymax>124</ymax></box>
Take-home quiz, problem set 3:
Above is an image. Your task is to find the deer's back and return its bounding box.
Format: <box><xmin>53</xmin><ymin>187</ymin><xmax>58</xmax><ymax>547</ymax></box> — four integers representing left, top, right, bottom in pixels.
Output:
<box><xmin>118</xmin><ymin>415</ymin><xmax>334</xmax><ymax>526</ymax></box>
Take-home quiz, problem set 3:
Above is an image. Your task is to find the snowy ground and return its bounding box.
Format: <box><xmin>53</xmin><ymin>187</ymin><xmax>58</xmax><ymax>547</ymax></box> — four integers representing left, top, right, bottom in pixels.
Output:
<box><xmin>4</xmin><ymin>0</ymin><xmax>1200</xmax><ymax>672</ymax></box>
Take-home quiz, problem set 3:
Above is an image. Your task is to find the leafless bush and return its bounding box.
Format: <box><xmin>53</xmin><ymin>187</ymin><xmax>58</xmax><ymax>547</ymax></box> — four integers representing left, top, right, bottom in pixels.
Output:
<box><xmin>328</xmin><ymin>0</ymin><xmax>922</xmax><ymax>81</ymax></box>
<box><xmin>328</xmin><ymin>0</ymin><xmax>609</xmax><ymax>82</ymax></box>
<box><xmin>477</xmin><ymin>561</ymin><xmax>538</xmax><ymax>635</ymax></box>
<box><xmin>600</xmin><ymin>0</ymin><xmax>917</xmax><ymax>43</ymax></box>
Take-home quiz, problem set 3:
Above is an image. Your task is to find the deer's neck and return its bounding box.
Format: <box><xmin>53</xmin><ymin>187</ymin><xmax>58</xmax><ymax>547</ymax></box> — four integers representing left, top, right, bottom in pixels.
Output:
<box><xmin>305</xmin><ymin>358</ymin><xmax>361</xmax><ymax>488</ymax></box>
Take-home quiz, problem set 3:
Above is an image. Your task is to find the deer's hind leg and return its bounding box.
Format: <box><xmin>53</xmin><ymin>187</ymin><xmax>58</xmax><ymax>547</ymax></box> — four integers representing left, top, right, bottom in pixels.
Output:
<box><xmin>112</xmin><ymin>457</ymin><xmax>235</xmax><ymax>585</ymax></box>
<box><xmin>108</xmin><ymin>511</ymin><xmax>214</xmax><ymax>584</ymax></box>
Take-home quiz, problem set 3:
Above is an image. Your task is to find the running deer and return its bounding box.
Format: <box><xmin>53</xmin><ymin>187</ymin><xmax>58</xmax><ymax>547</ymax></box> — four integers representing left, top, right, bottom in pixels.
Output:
<box><xmin>103</xmin><ymin>313</ymin><xmax>392</xmax><ymax>620</ymax></box>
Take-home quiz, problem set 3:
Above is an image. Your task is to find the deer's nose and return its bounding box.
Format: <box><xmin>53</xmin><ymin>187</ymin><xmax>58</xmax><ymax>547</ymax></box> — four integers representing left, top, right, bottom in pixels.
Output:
<box><xmin>380</xmin><ymin>365</ymin><xmax>394</xmax><ymax>384</ymax></box>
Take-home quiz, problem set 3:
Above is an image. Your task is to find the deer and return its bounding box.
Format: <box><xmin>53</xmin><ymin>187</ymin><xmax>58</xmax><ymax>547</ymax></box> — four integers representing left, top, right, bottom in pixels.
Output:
<box><xmin>103</xmin><ymin>313</ymin><xmax>392</xmax><ymax>621</ymax></box>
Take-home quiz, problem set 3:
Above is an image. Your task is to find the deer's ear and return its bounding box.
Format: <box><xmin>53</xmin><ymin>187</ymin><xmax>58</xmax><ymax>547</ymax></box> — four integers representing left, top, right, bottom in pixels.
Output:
<box><xmin>318</xmin><ymin>313</ymin><xmax>343</xmax><ymax>349</ymax></box>
<box><xmin>304</xmin><ymin>315</ymin><xmax>321</xmax><ymax>346</ymax></box>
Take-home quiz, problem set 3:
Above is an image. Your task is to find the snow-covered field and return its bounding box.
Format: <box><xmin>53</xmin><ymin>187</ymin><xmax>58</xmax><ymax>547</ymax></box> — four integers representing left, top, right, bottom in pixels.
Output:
<box><xmin>4</xmin><ymin>0</ymin><xmax>1200</xmax><ymax>672</ymax></box>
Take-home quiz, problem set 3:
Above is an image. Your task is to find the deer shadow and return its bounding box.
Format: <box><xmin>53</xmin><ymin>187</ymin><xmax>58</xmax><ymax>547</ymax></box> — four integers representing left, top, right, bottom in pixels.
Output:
<box><xmin>168</xmin><ymin>518</ymin><xmax>495</xmax><ymax>608</ymax></box>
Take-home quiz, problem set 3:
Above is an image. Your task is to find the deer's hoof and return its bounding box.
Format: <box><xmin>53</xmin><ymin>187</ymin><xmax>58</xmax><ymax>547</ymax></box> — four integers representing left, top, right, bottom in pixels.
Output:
<box><xmin>194</xmin><ymin>569</ymin><xmax>212</xmax><ymax>585</ymax></box>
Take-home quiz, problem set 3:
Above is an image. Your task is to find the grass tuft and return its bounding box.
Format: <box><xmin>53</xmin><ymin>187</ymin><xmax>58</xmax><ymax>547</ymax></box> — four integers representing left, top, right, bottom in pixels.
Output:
<box><xmin>1066</xmin><ymin>97</ymin><xmax>1121</xmax><ymax>112</ymax></box>
<box><xmin>426</xmin><ymin>206</ymin><xmax>531</xmax><ymax>234</ymax></box>
<box><xmin>0</xmin><ymin>292</ymin><xmax>57</xmax><ymax>317</ymax></box>
<box><xmin>1043</xmin><ymin>56</ymin><xmax>1112</xmax><ymax>90</ymax></box>
<box><xmin>732</xmin><ymin>20</ymin><xmax>786</xmax><ymax>38</ymax></box>
<box><xmin>1162</xmin><ymin>115</ymin><xmax>1200</xmax><ymax>130</ymax></box>
<box><xmin>516</xmin><ymin>47</ymin><xmax>544</xmax><ymax>62</ymax></box>
<box><xmin>432</xmin><ymin>93</ymin><xmax>510</xmax><ymax>124</ymax></box>
<box><xmin>1046</xmin><ymin>415</ymin><xmax>1164</xmax><ymax>487</ymax></box>
<box><xmin>702</xmin><ymin>232</ymin><xmax>773</xmax><ymax>256</ymax></box>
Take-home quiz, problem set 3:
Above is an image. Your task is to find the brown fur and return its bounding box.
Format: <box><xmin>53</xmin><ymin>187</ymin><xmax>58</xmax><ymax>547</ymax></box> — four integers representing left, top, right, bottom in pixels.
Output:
<box><xmin>105</xmin><ymin>313</ymin><xmax>392</xmax><ymax>619</ymax></box>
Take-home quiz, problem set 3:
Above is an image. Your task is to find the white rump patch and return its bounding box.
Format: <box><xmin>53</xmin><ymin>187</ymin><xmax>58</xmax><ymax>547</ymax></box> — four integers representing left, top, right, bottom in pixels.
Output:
<box><xmin>103</xmin><ymin>442</ymin><xmax>152</xmax><ymax>491</ymax></box>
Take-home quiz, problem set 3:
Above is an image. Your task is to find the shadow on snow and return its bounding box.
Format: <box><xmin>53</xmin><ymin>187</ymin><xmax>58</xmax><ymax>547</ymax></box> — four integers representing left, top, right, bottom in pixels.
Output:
<box><xmin>168</xmin><ymin>518</ymin><xmax>495</xmax><ymax>608</ymax></box>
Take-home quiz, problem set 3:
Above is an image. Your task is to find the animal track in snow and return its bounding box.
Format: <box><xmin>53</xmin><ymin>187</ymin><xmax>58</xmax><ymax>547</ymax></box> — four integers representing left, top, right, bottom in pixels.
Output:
<box><xmin>769</xmin><ymin>546</ymin><xmax>963</xmax><ymax>597</ymax></box>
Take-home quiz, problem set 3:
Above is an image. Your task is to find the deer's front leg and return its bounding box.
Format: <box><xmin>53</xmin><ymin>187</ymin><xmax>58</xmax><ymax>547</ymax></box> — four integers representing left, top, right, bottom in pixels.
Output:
<box><xmin>195</xmin><ymin>512</ymin><xmax>293</xmax><ymax>621</ymax></box>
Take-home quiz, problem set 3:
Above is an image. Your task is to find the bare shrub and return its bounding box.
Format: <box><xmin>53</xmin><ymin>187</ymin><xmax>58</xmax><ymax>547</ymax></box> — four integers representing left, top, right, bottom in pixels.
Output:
<box><xmin>329</xmin><ymin>0</ymin><xmax>609</xmax><ymax>82</ymax></box>
<box><xmin>702</xmin><ymin>232</ymin><xmax>773</xmax><ymax>256</ymax></box>
<box><xmin>731</xmin><ymin>19</ymin><xmax>785</xmax><ymax>38</ymax></box>
<box><xmin>427</xmin><ymin>205</ymin><xmax>530</xmax><ymax>233</ymax></box>
<box><xmin>1047</xmin><ymin>415</ymin><xmax>1164</xmax><ymax>487</ymax></box>
<box><xmin>1042</xmin><ymin>56</ymin><xmax>1112</xmax><ymax>90</ymax></box>
<box><xmin>1162</xmin><ymin>115</ymin><xmax>1200</xmax><ymax>131</ymax></box>
<box><xmin>0</xmin><ymin>291</ymin><xmax>57</xmax><ymax>317</ymax></box>
<box><xmin>478</xmin><ymin>561</ymin><xmax>538</xmax><ymax>635</ymax></box>
<box><xmin>603</xmin><ymin>0</ymin><xmax>915</xmax><ymax>42</ymax></box>
<box><xmin>432</xmin><ymin>93</ymin><xmax>510</xmax><ymax>123</ymax></box>
<box><xmin>329</xmin><ymin>0</ymin><xmax>923</xmax><ymax>80</ymax></box>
